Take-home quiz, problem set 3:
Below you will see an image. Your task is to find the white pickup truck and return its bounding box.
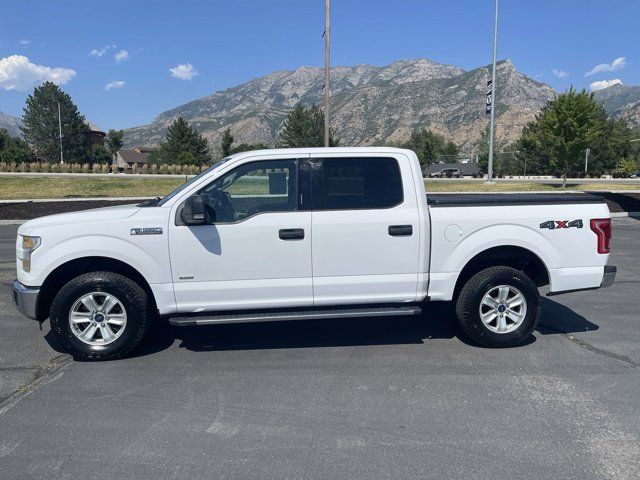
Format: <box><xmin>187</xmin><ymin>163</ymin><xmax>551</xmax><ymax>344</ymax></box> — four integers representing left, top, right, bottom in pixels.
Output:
<box><xmin>13</xmin><ymin>148</ymin><xmax>616</xmax><ymax>360</ymax></box>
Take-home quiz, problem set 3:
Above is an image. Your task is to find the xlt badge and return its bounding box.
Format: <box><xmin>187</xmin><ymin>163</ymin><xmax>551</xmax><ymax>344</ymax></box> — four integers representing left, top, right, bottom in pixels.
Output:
<box><xmin>130</xmin><ymin>227</ymin><xmax>163</xmax><ymax>235</ymax></box>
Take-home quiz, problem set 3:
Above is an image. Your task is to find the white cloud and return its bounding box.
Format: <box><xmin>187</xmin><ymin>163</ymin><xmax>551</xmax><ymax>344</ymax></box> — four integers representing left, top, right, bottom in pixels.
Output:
<box><xmin>169</xmin><ymin>63</ymin><xmax>198</xmax><ymax>80</ymax></box>
<box><xmin>552</xmin><ymin>69</ymin><xmax>569</xmax><ymax>78</ymax></box>
<box><xmin>89</xmin><ymin>45</ymin><xmax>116</xmax><ymax>57</ymax></box>
<box><xmin>114</xmin><ymin>50</ymin><xmax>129</xmax><ymax>62</ymax></box>
<box><xmin>589</xmin><ymin>79</ymin><xmax>623</xmax><ymax>91</ymax></box>
<box><xmin>105</xmin><ymin>80</ymin><xmax>126</xmax><ymax>91</ymax></box>
<box><xmin>19</xmin><ymin>39</ymin><xmax>30</xmax><ymax>46</ymax></box>
<box><xmin>585</xmin><ymin>57</ymin><xmax>626</xmax><ymax>77</ymax></box>
<box><xmin>0</xmin><ymin>55</ymin><xmax>76</xmax><ymax>91</ymax></box>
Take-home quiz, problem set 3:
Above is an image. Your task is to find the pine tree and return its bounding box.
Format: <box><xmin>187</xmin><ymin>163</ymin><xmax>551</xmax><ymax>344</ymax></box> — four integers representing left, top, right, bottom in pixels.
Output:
<box><xmin>159</xmin><ymin>117</ymin><xmax>210</xmax><ymax>165</ymax></box>
<box><xmin>106</xmin><ymin>129</ymin><xmax>124</xmax><ymax>168</ymax></box>
<box><xmin>277</xmin><ymin>104</ymin><xmax>338</xmax><ymax>148</ymax></box>
<box><xmin>220</xmin><ymin>128</ymin><xmax>234</xmax><ymax>157</ymax></box>
<box><xmin>21</xmin><ymin>82</ymin><xmax>89</xmax><ymax>163</ymax></box>
<box><xmin>0</xmin><ymin>128</ymin><xmax>35</xmax><ymax>163</ymax></box>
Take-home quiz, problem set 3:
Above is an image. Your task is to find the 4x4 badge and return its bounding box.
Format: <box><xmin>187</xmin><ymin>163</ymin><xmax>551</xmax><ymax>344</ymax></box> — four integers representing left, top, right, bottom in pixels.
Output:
<box><xmin>539</xmin><ymin>219</ymin><xmax>583</xmax><ymax>230</ymax></box>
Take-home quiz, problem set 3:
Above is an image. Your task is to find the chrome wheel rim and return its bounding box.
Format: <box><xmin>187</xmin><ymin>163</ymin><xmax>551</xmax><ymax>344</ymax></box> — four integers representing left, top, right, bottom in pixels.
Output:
<box><xmin>69</xmin><ymin>292</ymin><xmax>127</xmax><ymax>345</ymax></box>
<box><xmin>479</xmin><ymin>285</ymin><xmax>527</xmax><ymax>334</ymax></box>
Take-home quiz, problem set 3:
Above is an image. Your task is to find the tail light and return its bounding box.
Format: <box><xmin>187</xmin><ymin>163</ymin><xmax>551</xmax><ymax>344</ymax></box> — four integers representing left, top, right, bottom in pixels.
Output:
<box><xmin>590</xmin><ymin>218</ymin><xmax>612</xmax><ymax>254</ymax></box>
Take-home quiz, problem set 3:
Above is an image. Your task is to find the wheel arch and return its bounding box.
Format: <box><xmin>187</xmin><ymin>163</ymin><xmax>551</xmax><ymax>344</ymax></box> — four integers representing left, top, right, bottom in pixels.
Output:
<box><xmin>36</xmin><ymin>256</ymin><xmax>157</xmax><ymax>321</ymax></box>
<box><xmin>452</xmin><ymin>245</ymin><xmax>550</xmax><ymax>301</ymax></box>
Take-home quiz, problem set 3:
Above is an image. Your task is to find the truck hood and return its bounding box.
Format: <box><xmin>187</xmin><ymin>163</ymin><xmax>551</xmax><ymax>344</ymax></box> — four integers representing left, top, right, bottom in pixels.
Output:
<box><xmin>18</xmin><ymin>204</ymin><xmax>141</xmax><ymax>235</ymax></box>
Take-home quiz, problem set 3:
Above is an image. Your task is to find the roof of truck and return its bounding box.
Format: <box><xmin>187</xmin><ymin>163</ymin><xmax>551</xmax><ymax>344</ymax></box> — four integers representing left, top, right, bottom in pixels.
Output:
<box><xmin>226</xmin><ymin>147</ymin><xmax>415</xmax><ymax>160</ymax></box>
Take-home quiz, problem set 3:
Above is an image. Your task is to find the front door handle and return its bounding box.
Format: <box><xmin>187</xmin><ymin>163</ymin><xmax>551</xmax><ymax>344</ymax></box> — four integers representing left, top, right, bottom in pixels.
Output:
<box><xmin>279</xmin><ymin>228</ymin><xmax>305</xmax><ymax>240</ymax></box>
<box><xmin>388</xmin><ymin>225</ymin><xmax>413</xmax><ymax>236</ymax></box>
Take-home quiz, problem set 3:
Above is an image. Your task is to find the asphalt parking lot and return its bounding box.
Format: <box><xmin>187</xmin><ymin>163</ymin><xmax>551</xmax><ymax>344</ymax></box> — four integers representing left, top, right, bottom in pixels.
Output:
<box><xmin>0</xmin><ymin>219</ymin><xmax>638</xmax><ymax>480</ymax></box>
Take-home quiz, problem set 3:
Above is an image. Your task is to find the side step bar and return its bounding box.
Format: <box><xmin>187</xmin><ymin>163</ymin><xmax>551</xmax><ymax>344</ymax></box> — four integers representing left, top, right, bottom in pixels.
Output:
<box><xmin>169</xmin><ymin>305</ymin><xmax>422</xmax><ymax>327</ymax></box>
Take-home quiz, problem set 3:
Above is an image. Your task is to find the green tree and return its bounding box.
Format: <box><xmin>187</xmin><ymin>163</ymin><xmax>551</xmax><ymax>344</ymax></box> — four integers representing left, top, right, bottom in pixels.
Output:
<box><xmin>0</xmin><ymin>128</ymin><xmax>36</xmax><ymax>163</ymax></box>
<box><xmin>220</xmin><ymin>128</ymin><xmax>234</xmax><ymax>157</ymax></box>
<box><xmin>21</xmin><ymin>81</ymin><xmax>89</xmax><ymax>163</ymax></box>
<box><xmin>442</xmin><ymin>141</ymin><xmax>459</xmax><ymax>157</ymax></box>
<box><xmin>88</xmin><ymin>144</ymin><xmax>112</xmax><ymax>166</ymax></box>
<box><xmin>277</xmin><ymin>104</ymin><xmax>338</xmax><ymax>148</ymax></box>
<box><xmin>402</xmin><ymin>128</ymin><xmax>458</xmax><ymax>166</ymax></box>
<box><xmin>535</xmin><ymin>88</ymin><xmax>604</xmax><ymax>185</ymax></box>
<box><xmin>589</xmin><ymin>117</ymin><xmax>634</xmax><ymax>176</ymax></box>
<box><xmin>514</xmin><ymin>88</ymin><xmax>634</xmax><ymax>180</ymax></box>
<box><xmin>106</xmin><ymin>129</ymin><xmax>124</xmax><ymax>169</ymax></box>
<box><xmin>159</xmin><ymin>117</ymin><xmax>210</xmax><ymax>165</ymax></box>
<box><xmin>514</xmin><ymin>122</ymin><xmax>548</xmax><ymax>176</ymax></box>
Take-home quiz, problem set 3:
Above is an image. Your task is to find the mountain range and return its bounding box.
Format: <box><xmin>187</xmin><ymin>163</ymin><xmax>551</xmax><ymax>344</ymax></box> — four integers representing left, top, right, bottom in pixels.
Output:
<box><xmin>0</xmin><ymin>111</ymin><xmax>23</xmax><ymax>138</ymax></box>
<box><xmin>124</xmin><ymin>58</ymin><xmax>558</xmax><ymax>151</ymax></box>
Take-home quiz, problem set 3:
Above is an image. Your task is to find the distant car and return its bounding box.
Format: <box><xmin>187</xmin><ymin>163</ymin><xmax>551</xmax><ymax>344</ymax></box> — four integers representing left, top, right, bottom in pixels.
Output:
<box><xmin>429</xmin><ymin>168</ymin><xmax>462</xmax><ymax>178</ymax></box>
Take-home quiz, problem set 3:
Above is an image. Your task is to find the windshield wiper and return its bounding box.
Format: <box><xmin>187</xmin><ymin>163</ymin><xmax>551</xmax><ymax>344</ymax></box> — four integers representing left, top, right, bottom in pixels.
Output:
<box><xmin>138</xmin><ymin>196</ymin><xmax>162</xmax><ymax>207</ymax></box>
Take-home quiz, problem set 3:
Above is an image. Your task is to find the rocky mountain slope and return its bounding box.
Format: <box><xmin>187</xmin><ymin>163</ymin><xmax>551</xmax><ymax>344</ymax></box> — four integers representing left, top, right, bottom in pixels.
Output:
<box><xmin>0</xmin><ymin>111</ymin><xmax>22</xmax><ymax>138</ymax></box>
<box><xmin>123</xmin><ymin>58</ymin><xmax>556</xmax><ymax>151</ymax></box>
<box><xmin>594</xmin><ymin>84</ymin><xmax>640</xmax><ymax>129</ymax></box>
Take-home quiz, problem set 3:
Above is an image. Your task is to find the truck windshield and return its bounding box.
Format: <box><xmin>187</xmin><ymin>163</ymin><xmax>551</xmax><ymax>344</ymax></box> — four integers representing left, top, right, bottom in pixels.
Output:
<box><xmin>143</xmin><ymin>158</ymin><xmax>233</xmax><ymax>207</ymax></box>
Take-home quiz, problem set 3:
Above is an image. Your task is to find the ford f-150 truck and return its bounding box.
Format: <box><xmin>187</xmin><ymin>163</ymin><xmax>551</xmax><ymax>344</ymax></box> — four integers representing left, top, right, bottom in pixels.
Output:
<box><xmin>13</xmin><ymin>148</ymin><xmax>616</xmax><ymax>360</ymax></box>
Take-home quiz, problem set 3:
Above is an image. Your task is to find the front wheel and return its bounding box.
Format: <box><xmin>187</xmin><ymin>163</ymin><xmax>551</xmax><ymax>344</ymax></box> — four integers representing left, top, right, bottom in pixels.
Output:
<box><xmin>455</xmin><ymin>266</ymin><xmax>540</xmax><ymax>347</ymax></box>
<box><xmin>50</xmin><ymin>271</ymin><xmax>152</xmax><ymax>360</ymax></box>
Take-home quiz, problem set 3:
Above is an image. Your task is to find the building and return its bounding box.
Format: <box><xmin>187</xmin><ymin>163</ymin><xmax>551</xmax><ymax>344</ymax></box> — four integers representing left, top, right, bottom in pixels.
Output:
<box><xmin>116</xmin><ymin>148</ymin><xmax>150</xmax><ymax>170</ymax></box>
<box><xmin>84</xmin><ymin>121</ymin><xmax>106</xmax><ymax>147</ymax></box>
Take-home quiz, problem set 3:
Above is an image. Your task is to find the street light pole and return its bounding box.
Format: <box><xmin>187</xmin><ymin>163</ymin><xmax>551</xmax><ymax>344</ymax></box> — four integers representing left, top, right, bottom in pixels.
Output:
<box><xmin>584</xmin><ymin>148</ymin><xmax>590</xmax><ymax>173</ymax></box>
<box><xmin>58</xmin><ymin>101</ymin><xmax>64</xmax><ymax>165</ymax></box>
<box><xmin>323</xmin><ymin>0</ymin><xmax>331</xmax><ymax>148</ymax></box>
<box><xmin>487</xmin><ymin>0</ymin><xmax>499</xmax><ymax>183</ymax></box>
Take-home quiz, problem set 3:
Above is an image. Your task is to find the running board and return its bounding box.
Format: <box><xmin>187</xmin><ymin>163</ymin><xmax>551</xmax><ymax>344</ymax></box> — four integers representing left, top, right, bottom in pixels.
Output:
<box><xmin>168</xmin><ymin>305</ymin><xmax>422</xmax><ymax>327</ymax></box>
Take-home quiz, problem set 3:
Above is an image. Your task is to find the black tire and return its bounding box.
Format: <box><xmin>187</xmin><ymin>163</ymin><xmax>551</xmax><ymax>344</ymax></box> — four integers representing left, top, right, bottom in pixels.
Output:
<box><xmin>455</xmin><ymin>266</ymin><xmax>540</xmax><ymax>347</ymax></box>
<box><xmin>50</xmin><ymin>271</ymin><xmax>152</xmax><ymax>360</ymax></box>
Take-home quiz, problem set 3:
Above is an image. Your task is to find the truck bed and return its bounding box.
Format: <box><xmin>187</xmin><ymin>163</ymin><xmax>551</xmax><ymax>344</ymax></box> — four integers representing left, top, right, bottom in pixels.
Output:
<box><xmin>427</xmin><ymin>193</ymin><xmax>605</xmax><ymax>207</ymax></box>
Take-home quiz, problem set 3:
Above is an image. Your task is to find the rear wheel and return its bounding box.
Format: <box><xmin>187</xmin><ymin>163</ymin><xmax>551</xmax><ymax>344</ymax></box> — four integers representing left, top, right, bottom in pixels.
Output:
<box><xmin>50</xmin><ymin>271</ymin><xmax>152</xmax><ymax>360</ymax></box>
<box><xmin>455</xmin><ymin>266</ymin><xmax>540</xmax><ymax>347</ymax></box>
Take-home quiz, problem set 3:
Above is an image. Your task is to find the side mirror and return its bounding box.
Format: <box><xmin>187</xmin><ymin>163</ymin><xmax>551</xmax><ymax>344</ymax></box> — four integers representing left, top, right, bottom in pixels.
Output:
<box><xmin>181</xmin><ymin>195</ymin><xmax>207</xmax><ymax>225</ymax></box>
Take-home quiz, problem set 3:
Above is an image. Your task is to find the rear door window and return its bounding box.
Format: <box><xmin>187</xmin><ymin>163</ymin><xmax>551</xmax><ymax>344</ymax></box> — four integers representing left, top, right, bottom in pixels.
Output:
<box><xmin>313</xmin><ymin>157</ymin><xmax>403</xmax><ymax>210</ymax></box>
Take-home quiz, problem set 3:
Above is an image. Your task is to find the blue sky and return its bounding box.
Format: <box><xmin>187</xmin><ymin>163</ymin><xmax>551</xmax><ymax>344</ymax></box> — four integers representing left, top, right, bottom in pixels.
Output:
<box><xmin>1</xmin><ymin>0</ymin><xmax>638</xmax><ymax>130</ymax></box>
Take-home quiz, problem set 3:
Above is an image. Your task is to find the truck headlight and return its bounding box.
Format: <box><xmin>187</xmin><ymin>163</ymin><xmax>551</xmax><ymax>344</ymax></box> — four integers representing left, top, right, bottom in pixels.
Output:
<box><xmin>18</xmin><ymin>235</ymin><xmax>41</xmax><ymax>272</ymax></box>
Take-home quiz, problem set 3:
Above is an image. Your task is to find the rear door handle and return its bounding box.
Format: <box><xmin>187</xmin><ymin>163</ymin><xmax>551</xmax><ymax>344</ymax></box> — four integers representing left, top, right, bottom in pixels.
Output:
<box><xmin>279</xmin><ymin>228</ymin><xmax>305</xmax><ymax>240</ymax></box>
<box><xmin>388</xmin><ymin>225</ymin><xmax>413</xmax><ymax>236</ymax></box>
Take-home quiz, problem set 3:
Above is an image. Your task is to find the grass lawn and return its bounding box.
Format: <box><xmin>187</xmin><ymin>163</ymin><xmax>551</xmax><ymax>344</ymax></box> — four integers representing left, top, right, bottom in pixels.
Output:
<box><xmin>0</xmin><ymin>176</ymin><xmax>186</xmax><ymax>200</ymax></box>
<box><xmin>0</xmin><ymin>175</ymin><xmax>638</xmax><ymax>199</ymax></box>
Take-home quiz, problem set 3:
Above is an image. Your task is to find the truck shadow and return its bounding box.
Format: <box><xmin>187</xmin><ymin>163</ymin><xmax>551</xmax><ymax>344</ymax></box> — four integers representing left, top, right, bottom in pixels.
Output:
<box><xmin>124</xmin><ymin>297</ymin><xmax>599</xmax><ymax>357</ymax></box>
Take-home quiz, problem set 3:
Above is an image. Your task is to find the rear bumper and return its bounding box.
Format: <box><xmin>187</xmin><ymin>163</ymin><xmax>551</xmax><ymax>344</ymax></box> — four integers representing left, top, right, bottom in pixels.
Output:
<box><xmin>547</xmin><ymin>265</ymin><xmax>616</xmax><ymax>296</ymax></box>
<box><xmin>600</xmin><ymin>265</ymin><xmax>617</xmax><ymax>288</ymax></box>
<box><xmin>12</xmin><ymin>280</ymin><xmax>40</xmax><ymax>320</ymax></box>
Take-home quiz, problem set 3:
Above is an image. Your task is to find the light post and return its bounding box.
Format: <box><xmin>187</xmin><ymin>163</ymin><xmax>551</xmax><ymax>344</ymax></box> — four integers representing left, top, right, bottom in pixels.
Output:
<box><xmin>58</xmin><ymin>102</ymin><xmax>64</xmax><ymax>164</ymax></box>
<box><xmin>486</xmin><ymin>0</ymin><xmax>499</xmax><ymax>183</ymax></box>
<box><xmin>584</xmin><ymin>148</ymin><xmax>590</xmax><ymax>173</ymax></box>
<box><xmin>323</xmin><ymin>0</ymin><xmax>331</xmax><ymax>148</ymax></box>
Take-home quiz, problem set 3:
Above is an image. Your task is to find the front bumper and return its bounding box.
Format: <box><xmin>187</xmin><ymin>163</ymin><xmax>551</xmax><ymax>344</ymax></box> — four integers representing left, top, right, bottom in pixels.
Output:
<box><xmin>12</xmin><ymin>280</ymin><xmax>40</xmax><ymax>320</ymax></box>
<box><xmin>600</xmin><ymin>265</ymin><xmax>617</xmax><ymax>288</ymax></box>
